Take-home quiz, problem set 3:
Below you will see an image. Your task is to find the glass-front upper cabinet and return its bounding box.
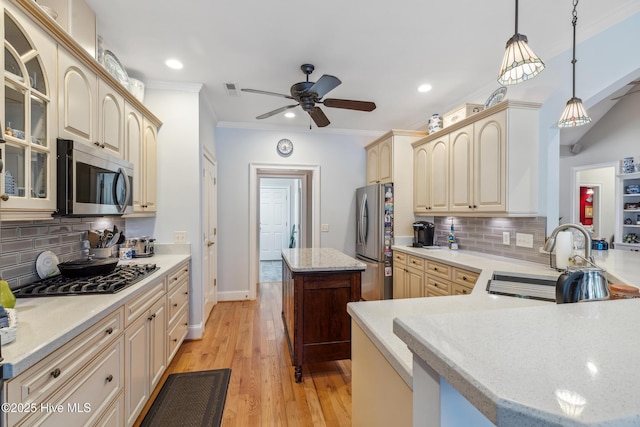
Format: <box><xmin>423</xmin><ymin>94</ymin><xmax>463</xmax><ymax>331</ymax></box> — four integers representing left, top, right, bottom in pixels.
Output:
<box><xmin>2</xmin><ymin>8</ymin><xmax>55</xmax><ymax>219</ymax></box>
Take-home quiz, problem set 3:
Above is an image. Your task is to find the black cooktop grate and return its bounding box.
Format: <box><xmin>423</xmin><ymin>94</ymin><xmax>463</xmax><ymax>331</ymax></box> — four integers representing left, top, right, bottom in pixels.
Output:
<box><xmin>15</xmin><ymin>264</ymin><xmax>159</xmax><ymax>297</ymax></box>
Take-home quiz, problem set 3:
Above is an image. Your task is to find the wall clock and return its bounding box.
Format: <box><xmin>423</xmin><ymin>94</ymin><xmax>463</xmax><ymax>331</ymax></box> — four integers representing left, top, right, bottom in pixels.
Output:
<box><xmin>277</xmin><ymin>139</ymin><xmax>293</xmax><ymax>157</ymax></box>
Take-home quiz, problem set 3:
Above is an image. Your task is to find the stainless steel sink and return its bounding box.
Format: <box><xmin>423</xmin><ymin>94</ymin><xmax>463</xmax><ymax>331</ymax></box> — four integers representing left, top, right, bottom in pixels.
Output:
<box><xmin>486</xmin><ymin>271</ymin><xmax>559</xmax><ymax>302</ymax></box>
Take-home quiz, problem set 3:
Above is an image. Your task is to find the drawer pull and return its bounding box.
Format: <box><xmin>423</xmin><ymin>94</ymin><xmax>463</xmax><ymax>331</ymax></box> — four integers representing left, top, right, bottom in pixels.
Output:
<box><xmin>173</xmin><ymin>338</ymin><xmax>178</xmax><ymax>343</ymax></box>
<box><xmin>462</xmin><ymin>276</ymin><xmax>468</xmax><ymax>281</ymax></box>
<box><xmin>434</xmin><ymin>283</ymin><xmax>439</xmax><ymax>287</ymax></box>
<box><xmin>148</xmin><ymin>316</ymin><xmax>153</xmax><ymax>321</ymax></box>
<box><xmin>105</xmin><ymin>327</ymin><xmax>114</xmax><ymax>335</ymax></box>
<box><xmin>433</xmin><ymin>267</ymin><xmax>438</xmax><ymax>271</ymax></box>
<box><xmin>152</xmin><ymin>313</ymin><xmax>157</xmax><ymax>319</ymax></box>
<box><xmin>184</xmin><ymin>268</ymin><xmax>188</xmax><ymax>272</ymax></box>
<box><xmin>173</xmin><ymin>277</ymin><xmax>179</xmax><ymax>281</ymax></box>
<box><xmin>106</xmin><ymin>374</ymin><xmax>113</xmax><ymax>383</ymax></box>
<box><xmin>173</xmin><ymin>303</ymin><xmax>178</xmax><ymax>307</ymax></box>
<box><xmin>184</xmin><ymin>322</ymin><xmax>188</xmax><ymax>326</ymax></box>
<box><xmin>184</xmin><ymin>291</ymin><xmax>188</xmax><ymax>295</ymax></box>
<box><xmin>51</xmin><ymin>368</ymin><xmax>61</xmax><ymax>378</ymax></box>
<box><xmin>462</xmin><ymin>289</ymin><xmax>468</xmax><ymax>294</ymax></box>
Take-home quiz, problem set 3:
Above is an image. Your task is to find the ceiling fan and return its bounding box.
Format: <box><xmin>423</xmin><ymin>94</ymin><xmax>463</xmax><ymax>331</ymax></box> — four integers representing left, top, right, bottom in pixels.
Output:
<box><xmin>610</xmin><ymin>80</ymin><xmax>640</xmax><ymax>101</ymax></box>
<box><xmin>241</xmin><ymin>64</ymin><xmax>376</xmax><ymax>128</ymax></box>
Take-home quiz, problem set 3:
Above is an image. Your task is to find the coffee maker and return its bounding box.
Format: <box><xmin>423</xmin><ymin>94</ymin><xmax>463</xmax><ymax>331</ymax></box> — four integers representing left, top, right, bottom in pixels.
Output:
<box><xmin>412</xmin><ymin>221</ymin><xmax>435</xmax><ymax>247</ymax></box>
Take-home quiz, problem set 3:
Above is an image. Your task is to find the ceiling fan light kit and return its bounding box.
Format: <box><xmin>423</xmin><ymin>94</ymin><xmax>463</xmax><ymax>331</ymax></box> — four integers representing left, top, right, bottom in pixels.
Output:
<box><xmin>241</xmin><ymin>64</ymin><xmax>376</xmax><ymax>128</ymax></box>
<box><xmin>497</xmin><ymin>0</ymin><xmax>545</xmax><ymax>85</ymax></box>
<box><xmin>558</xmin><ymin>0</ymin><xmax>591</xmax><ymax>128</ymax></box>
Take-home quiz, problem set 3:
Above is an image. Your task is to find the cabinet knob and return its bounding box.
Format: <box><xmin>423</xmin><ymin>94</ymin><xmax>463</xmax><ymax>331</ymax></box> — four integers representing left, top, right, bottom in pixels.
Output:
<box><xmin>94</xmin><ymin>142</ymin><xmax>100</xmax><ymax>147</ymax></box>
<box><xmin>0</xmin><ymin>194</ymin><xmax>9</xmax><ymax>202</ymax></box>
<box><xmin>434</xmin><ymin>282</ymin><xmax>439</xmax><ymax>287</ymax></box>
<box><xmin>462</xmin><ymin>289</ymin><xmax>468</xmax><ymax>294</ymax></box>
<box><xmin>183</xmin><ymin>291</ymin><xmax>188</xmax><ymax>295</ymax></box>
<box><xmin>462</xmin><ymin>276</ymin><xmax>468</xmax><ymax>281</ymax></box>
<box><xmin>173</xmin><ymin>338</ymin><xmax>178</xmax><ymax>343</ymax></box>
<box><xmin>105</xmin><ymin>327</ymin><xmax>113</xmax><ymax>335</ymax></box>
<box><xmin>148</xmin><ymin>316</ymin><xmax>153</xmax><ymax>321</ymax></box>
<box><xmin>433</xmin><ymin>267</ymin><xmax>438</xmax><ymax>271</ymax></box>
<box><xmin>173</xmin><ymin>303</ymin><xmax>178</xmax><ymax>307</ymax></box>
<box><xmin>473</xmin><ymin>205</ymin><xmax>477</xmax><ymax>208</ymax></box>
<box><xmin>152</xmin><ymin>313</ymin><xmax>157</xmax><ymax>318</ymax></box>
<box><xmin>468</xmin><ymin>205</ymin><xmax>472</xmax><ymax>209</ymax></box>
<box><xmin>106</xmin><ymin>374</ymin><xmax>113</xmax><ymax>383</ymax></box>
<box><xmin>51</xmin><ymin>368</ymin><xmax>61</xmax><ymax>378</ymax></box>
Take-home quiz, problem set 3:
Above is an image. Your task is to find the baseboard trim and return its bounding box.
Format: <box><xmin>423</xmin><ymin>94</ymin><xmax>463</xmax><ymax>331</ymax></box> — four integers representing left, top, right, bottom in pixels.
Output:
<box><xmin>218</xmin><ymin>290</ymin><xmax>254</xmax><ymax>301</ymax></box>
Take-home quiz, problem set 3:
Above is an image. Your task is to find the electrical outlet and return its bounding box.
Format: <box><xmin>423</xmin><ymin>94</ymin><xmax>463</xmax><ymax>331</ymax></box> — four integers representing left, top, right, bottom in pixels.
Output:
<box><xmin>174</xmin><ymin>231</ymin><xmax>187</xmax><ymax>243</ymax></box>
<box><xmin>516</xmin><ymin>233</ymin><xmax>534</xmax><ymax>248</ymax></box>
<box><xmin>502</xmin><ymin>232</ymin><xmax>511</xmax><ymax>245</ymax></box>
<box><xmin>321</xmin><ymin>224</ymin><xmax>329</xmax><ymax>232</ymax></box>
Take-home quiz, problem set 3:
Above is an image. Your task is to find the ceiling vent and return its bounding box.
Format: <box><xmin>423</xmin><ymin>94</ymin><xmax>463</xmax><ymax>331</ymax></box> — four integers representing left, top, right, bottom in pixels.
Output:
<box><xmin>225</xmin><ymin>82</ymin><xmax>240</xmax><ymax>96</ymax></box>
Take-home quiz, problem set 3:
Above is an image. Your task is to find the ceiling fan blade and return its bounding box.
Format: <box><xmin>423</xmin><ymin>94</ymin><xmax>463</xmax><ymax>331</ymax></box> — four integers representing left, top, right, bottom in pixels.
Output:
<box><xmin>308</xmin><ymin>107</ymin><xmax>330</xmax><ymax>127</ymax></box>
<box><xmin>241</xmin><ymin>88</ymin><xmax>295</xmax><ymax>100</ymax></box>
<box><xmin>256</xmin><ymin>104</ymin><xmax>299</xmax><ymax>119</ymax></box>
<box><xmin>611</xmin><ymin>88</ymin><xmax>640</xmax><ymax>101</ymax></box>
<box><xmin>323</xmin><ymin>98</ymin><xmax>377</xmax><ymax>111</ymax></box>
<box><xmin>308</xmin><ymin>75</ymin><xmax>341</xmax><ymax>98</ymax></box>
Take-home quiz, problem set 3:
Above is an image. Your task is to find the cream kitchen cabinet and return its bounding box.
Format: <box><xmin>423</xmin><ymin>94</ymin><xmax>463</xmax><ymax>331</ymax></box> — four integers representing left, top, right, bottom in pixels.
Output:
<box><xmin>366</xmin><ymin>130</ymin><xmax>427</xmax><ymax>237</ymax></box>
<box><xmin>58</xmin><ymin>45</ymin><xmax>97</xmax><ymax>146</ymax></box>
<box><xmin>413</xmin><ymin>135</ymin><xmax>449</xmax><ymax>214</ymax></box>
<box><xmin>392</xmin><ymin>252</ymin><xmax>424</xmax><ymax>299</ymax></box>
<box><xmin>167</xmin><ymin>263</ymin><xmax>190</xmax><ymax>362</ymax></box>
<box><xmin>125</xmin><ymin>102</ymin><xmax>157</xmax><ymax>215</ymax></box>
<box><xmin>124</xmin><ymin>288</ymin><xmax>167</xmax><ymax>426</ymax></box>
<box><xmin>97</xmin><ymin>78</ymin><xmax>125</xmax><ymax>157</ymax></box>
<box><xmin>1</xmin><ymin>4</ymin><xmax>57</xmax><ymax>220</ymax></box>
<box><xmin>413</xmin><ymin>101</ymin><xmax>540</xmax><ymax>216</ymax></box>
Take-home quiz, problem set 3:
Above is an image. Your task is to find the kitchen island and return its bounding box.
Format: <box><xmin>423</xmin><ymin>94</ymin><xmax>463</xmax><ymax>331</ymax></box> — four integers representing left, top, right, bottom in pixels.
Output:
<box><xmin>281</xmin><ymin>247</ymin><xmax>365</xmax><ymax>382</ymax></box>
<box><xmin>348</xmin><ymin>247</ymin><xmax>640</xmax><ymax>427</ymax></box>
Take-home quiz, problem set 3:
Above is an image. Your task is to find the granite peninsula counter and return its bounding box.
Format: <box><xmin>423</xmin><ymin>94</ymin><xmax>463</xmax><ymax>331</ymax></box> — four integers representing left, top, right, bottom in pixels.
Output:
<box><xmin>348</xmin><ymin>247</ymin><xmax>640</xmax><ymax>427</ymax></box>
<box><xmin>281</xmin><ymin>248</ymin><xmax>364</xmax><ymax>382</ymax></box>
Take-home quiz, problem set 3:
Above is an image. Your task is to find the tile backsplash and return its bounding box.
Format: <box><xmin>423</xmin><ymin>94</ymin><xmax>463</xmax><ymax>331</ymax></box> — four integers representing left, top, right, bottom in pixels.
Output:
<box><xmin>0</xmin><ymin>217</ymin><xmax>125</xmax><ymax>289</ymax></box>
<box><xmin>422</xmin><ymin>216</ymin><xmax>549</xmax><ymax>265</ymax></box>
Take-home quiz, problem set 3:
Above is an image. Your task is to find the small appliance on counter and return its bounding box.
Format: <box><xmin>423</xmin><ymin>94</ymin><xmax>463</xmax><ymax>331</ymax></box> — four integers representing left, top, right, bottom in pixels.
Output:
<box><xmin>125</xmin><ymin>237</ymin><xmax>155</xmax><ymax>258</ymax></box>
<box><xmin>412</xmin><ymin>221</ymin><xmax>435</xmax><ymax>247</ymax></box>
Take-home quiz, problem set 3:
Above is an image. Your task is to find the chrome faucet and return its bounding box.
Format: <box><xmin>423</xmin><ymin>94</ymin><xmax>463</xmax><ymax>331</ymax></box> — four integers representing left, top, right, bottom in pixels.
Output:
<box><xmin>544</xmin><ymin>223</ymin><xmax>593</xmax><ymax>269</ymax></box>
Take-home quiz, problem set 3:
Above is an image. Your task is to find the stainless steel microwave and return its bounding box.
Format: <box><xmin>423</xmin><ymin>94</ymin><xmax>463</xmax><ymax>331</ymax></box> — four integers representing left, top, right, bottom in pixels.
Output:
<box><xmin>56</xmin><ymin>138</ymin><xmax>133</xmax><ymax>216</ymax></box>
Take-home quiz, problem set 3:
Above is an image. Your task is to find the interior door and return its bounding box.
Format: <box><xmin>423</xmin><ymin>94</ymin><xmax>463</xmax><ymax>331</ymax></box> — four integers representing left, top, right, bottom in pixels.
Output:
<box><xmin>260</xmin><ymin>187</ymin><xmax>289</xmax><ymax>261</ymax></box>
<box><xmin>203</xmin><ymin>155</ymin><xmax>217</xmax><ymax>319</ymax></box>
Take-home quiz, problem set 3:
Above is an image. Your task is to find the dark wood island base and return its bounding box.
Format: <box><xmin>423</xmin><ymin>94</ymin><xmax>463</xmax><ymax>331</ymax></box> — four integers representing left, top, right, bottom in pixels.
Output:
<box><xmin>281</xmin><ymin>248</ymin><xmax>364</xmax><ymax>383</ymax></box>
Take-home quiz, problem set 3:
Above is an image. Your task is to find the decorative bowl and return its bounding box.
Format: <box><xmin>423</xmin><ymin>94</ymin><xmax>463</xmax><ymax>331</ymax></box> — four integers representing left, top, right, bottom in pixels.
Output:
<box><xmin>626</xmin><ymin>185</ymin><xmax>640</xmax><ymax>194</ymax></box>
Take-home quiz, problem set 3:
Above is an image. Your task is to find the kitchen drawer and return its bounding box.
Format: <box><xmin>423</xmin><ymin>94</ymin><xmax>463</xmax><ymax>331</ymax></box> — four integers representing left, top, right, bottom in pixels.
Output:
<box><xmin>20</xmin><ymin>336</ymin><xmax>125</xmax><ymax>426</ymax></box>
<box><xmin>167</xmin><ymin>307</ymin><xmax>189</xmax><ymax>363</ymax></box>
<box><xmin>392</xmin><ymin>251</ymin><xmax>407</xmax><ymax>264</ymax></box>
<box><xmin>4</xmin><ymin>308</ymin><xmax>124</xmax><ymax>427</ymax></box>
<box><xmin>425</xmin><ymin>276</ymin><xmax>451</xmax><ymax>296</ymax></box>
<box><xmin>407</xmin><ymin>255</ymin><xmax>425</xmax><ymax>270</ymax></box>
<box><xmin>425</xmin><ymin>260</ymin><xmax>452</xmax><ymax>281</ymax></box>
<box><xmin>124</xmin><ymin>278</ymin><xmax>166</xmax><ymax>326</ymax></box>
<box><xmin>452</xmin><ymin>268</ymin><xmax>479</xmax><ymax>288</ymax></box>
<box><xmin>167</xmin><ymin>262</ymin><xmax>190</xmax><ymax>291</ymax></box>
<box><xmin>94</xmin><ymin>391</ymin><xmax>125</xmax><ymax>427</ymax></box>
<box><xmin>452</xmin><ymin>283</ymin><xmax>474</xmax><ymax>296</ymax></box>
<box><xmin>168</xmin><ymin>279</ymin><xmax>189</xmax><ymax>325</ymax></box>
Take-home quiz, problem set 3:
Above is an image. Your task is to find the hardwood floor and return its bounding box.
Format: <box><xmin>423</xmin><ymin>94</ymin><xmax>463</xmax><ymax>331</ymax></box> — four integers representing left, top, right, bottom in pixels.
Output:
<box><xmin>134</xmin><ymin>281</ymin><xmax>352</xmax><ymax>426</ymax></box>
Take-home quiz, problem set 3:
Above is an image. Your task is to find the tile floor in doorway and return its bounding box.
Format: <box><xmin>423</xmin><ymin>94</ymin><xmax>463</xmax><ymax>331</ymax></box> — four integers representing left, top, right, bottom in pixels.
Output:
<box><xmin>260</xmin><ymin>260</ymin><xmax>282</xmax><ymax>282</ymax></box>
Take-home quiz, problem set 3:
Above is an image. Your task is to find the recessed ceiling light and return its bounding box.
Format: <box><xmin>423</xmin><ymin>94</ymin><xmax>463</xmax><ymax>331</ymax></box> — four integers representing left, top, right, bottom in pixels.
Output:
<box><xmin>284</xmin><ymin>112</ymin><xmax>295</xmax><ymax>118</ymax></box>
<box><xmin>165</xmin><ymin>59</ymin><xmax>183</xmax><ymax>70</ymax></box>
<box><xmin>418</xmin><ymin>84</ymin><xmax>433</xmax><ymax>93</ymax></box>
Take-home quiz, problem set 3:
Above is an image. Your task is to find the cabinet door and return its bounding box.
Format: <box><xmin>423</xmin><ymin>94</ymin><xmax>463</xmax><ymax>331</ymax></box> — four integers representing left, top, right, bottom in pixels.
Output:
<box><xmin>429</xmin><ymin>137</ymin><xmax>449</xmax><ymax>212</ymax></box>
<box><xmin>125</xmin><ymin>103</ymin><xmax>144</xmax><ymax>211</ymax></box>
<box><xmin>98</xmin><ymin>79</ymin><xmax>124</xmax><ymax>158</ymax></box>
<box><xmin>392</xmin><ymin>263</ymin><xmax>406</xmax><ymax>299</ymax></box>
<box><xmin>406</xmin><ymin>267</ymin><xmax>423</xmax><ymax>298</ymax></box>
<box><xmin>366</xmin><ymin>144</ymin><xmax>380</xmax><ymax>184</ymax></box>
<box><xmin>474</xmin><ymin>111</ymin><xmax>506</xmax><ymax>212</ymax></box>
<box><xmin>141</xmin><ymin>119</ymin><xmax>158</xmax><ymax>212</ymax></box>
<box><xmin>58</xmin><ymin>47</ymin><xmax>97</xmax><ymax>145</ymax></box>
<box><xmin>413</xmin><ymin>144</ymin><xmax>429</xmax><ymax>213</ymax></box>
<box><xmin>378</xmin><ymin>138</ymin><xmax>393</xmax><ymax>184</ymax></box>
<box><xmin>149</xmin><ymin>298</ymin><xmax>167</xmax><ymax>391</ymax></box>
<box><xmin>124</xmin><ymin>313</ymin><xmax>150</xmax><ymax>425</ymax></box>
<box><xmin>449</xmin><ymin>124</ymin><xmax>474</xmax><ymax>212</ymax></box>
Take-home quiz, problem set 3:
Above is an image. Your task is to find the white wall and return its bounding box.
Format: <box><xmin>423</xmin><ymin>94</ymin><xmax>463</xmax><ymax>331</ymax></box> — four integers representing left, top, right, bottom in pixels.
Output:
<box><xmin>215</xmin><ymin>126</ymin><xmax>371</xmax><ymax>299</ymax></box>
<box><xmin>125</xmin><ymin>83</ymin><xmax>209</xmax><ymax>337</ymax></box>
<box><xmin>559</xmin><ymin>86</ymin><xmax>640</xmax><ymax>236</ymax></box>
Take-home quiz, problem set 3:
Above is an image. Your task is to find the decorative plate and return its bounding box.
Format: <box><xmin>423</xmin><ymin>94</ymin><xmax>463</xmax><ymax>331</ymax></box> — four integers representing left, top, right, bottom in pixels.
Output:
<box><xmin>103</xmin><ymin>50</ymin><xmax>130</xmax><ymax>90</ymax></box>
<box><xmin>484</xmin><ymin>86</ymin><xmax>507</xmax><ymax>109</ymax></box>
<box><xmin>36</xmin><ymin>250</ymin><xmax>60</xmax><ymax>279</ymax></box>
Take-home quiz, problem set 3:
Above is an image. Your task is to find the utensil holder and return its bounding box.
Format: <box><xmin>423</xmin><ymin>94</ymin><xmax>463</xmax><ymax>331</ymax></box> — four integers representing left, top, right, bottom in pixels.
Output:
<box><xmin>90</xmin><ymin>247</ymin><xmax>114</xmax><ymax>258</ymax></box>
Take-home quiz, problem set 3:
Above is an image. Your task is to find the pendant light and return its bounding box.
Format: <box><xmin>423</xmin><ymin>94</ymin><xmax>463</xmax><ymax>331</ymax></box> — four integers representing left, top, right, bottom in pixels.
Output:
<box><xmin>558</xmin><ymin>0</ymin><xmax>591</xmax><ymax>128</ymax></box>
<box><xmin>498</xmin><ymin>0</ymin><xmax>545</xmax><ymax>85</ymax></box>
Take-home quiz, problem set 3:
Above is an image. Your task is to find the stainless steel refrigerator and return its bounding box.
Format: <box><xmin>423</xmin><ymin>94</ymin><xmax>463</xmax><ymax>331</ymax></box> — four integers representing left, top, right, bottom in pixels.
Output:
<box><xmin>356</xmin><ymin>183</ymin><xmax>393</xmax><ymax>300</ymax></box>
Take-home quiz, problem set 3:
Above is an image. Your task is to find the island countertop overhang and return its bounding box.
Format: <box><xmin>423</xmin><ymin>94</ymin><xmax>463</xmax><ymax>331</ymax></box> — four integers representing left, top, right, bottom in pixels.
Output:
<box><xmin>281</xmin><ymin>248</ymin><xmax>366</xmax><ymax>273</ymax></box>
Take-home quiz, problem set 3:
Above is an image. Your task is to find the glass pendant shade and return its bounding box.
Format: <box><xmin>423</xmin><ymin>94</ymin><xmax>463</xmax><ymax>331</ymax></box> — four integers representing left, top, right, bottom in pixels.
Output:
<box><xmin>498</xmin><ymin>34</ymin><xmax>545</xmax><ymax>85</ymax></box>
<box><xmin>558</xmin><ymin>97</ymin><xmax>591</xmax><ymax>128</ymax></box>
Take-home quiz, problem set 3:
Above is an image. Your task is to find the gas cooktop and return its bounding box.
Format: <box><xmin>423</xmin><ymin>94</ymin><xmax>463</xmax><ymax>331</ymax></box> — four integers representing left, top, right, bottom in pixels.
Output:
<box><xmin>15</xmin><ymin>264</ymin><xmax>159</xmax><ymax>297</ymax></box>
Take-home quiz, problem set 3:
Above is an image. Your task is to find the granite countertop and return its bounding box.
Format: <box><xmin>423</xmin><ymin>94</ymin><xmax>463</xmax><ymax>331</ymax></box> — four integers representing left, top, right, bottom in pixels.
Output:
<box><xmin>281</xmin><ymin>247</ymin><xmax>366</xmax><ymax>272</ymax></box>
<box><xmin>1</xmin><ymin>252</ymin><xmax>190</xmax><ymax>379</ymax></box>
<box><xmin>348</xmin><ymin>247</ymin><xmax>640</xmax><ymax>426</ymax></box>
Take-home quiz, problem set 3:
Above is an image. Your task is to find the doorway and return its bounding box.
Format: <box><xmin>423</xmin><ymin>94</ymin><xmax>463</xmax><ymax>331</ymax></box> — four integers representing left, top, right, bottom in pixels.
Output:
<box><xmin>248</xmin><ymin>164</ymin><xmax>320</xmax><ymax>299</ymax></box>
<box><xmin>571</xmin><ymin>162</ymin><xmax>617</xmax><ymax>242</ymax></box>
<box><xmin>259</xmin><ymin>178</ymin><xmax>301</xmax><ymax>282</ymax></box>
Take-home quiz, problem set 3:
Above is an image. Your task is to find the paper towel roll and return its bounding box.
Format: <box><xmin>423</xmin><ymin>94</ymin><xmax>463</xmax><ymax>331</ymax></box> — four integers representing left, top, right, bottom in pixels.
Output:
<box><xmin>555</xmin><ymin>231</ymin><xmax>574</xmax><ymax>270</ymax></box>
